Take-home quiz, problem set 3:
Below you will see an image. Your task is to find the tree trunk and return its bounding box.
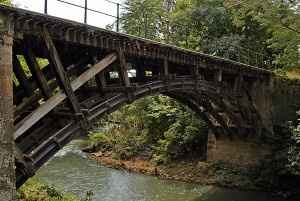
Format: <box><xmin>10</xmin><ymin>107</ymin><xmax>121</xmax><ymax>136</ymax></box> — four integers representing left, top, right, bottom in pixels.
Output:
<box><xmin>0</xmin><ymin>15</ymin><xmax>16</xmax><ymax>201</ymax></box>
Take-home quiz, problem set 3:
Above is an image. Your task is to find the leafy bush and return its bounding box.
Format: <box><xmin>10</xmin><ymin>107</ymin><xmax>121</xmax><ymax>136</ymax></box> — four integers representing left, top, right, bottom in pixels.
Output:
<box><xmin>285</xmin><ymin>118</ymin><xmax>300</xmax><ymax>176</ymax></box>
<box><xmin>153</xmin><ymin>109</ymin><xmax>207</xmax><ymax>163</ymax></box>
<box><xmin>18</xmin><ymin>179</ymin><xmax>82</xmax><ymax>201</ymax></box>
<box><xmin>88</xmin><ymin>95</ymin><xmax>208</xmax><ymax>163</ymax></box>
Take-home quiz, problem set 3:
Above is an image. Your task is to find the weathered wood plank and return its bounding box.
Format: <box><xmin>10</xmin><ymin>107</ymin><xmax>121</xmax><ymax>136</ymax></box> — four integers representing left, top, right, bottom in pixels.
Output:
<box><xmin>95</xmin><ymin>71</ymin><xmax>106</xmax><ymax>96</ymax></box>
<box><xmin>215</xmin><ymin>69</ymin><xmax>222</xmax><ymax>93</ymax></box>
<box><xmin>14</xmin><ymin>53</ymin><xmax>117</xmax><ymax>140</ymax></box>
<box><xmin>118</xmin><ymin>50</ymin><xmax>130</xmax><ymax>87</ymax></box>
<box><xmin>23</xmin><ymin>47</ymin><xmax>52</xmax><ymax>98</ymax></box>
<box><xmin>42</xmin><ymin>28</ymin><xmax>82</xmax><ymax>114</ymax></box>
<box><xmin>163</xmin><ymin>57</ymin><xmax>169</xmax><ymax>76</ymax></box>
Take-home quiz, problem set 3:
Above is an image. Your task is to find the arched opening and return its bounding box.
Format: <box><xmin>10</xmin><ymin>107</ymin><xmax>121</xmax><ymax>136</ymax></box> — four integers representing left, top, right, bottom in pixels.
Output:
<box><xmin>85</xmin><ymin>94</ymin><xmax>209</xmax><ymax>164</ymax></box>
<box><xmin>15</xmin><ymin>80</ymin><xmax>231</xmax><ymax>187</ymax></box>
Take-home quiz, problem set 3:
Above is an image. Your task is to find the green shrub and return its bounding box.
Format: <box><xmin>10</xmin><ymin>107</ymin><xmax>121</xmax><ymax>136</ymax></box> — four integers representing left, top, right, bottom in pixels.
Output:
<box><xmin>18</xmin><ymin>179</ymin><xmax>81</xmax><ymax>201</ymax></box>
<box><xmin>87</xmin><ymin>95</ymin><xmax>208</xmax><ymax>163</ymax></box>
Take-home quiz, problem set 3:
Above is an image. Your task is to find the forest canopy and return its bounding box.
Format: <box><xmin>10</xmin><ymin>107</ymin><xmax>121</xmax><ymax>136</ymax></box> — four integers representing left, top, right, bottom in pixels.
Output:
<box><xmin>120</xmin><ymin>0</ymin><xmax>299</xmax><ymax>68</ymax></box>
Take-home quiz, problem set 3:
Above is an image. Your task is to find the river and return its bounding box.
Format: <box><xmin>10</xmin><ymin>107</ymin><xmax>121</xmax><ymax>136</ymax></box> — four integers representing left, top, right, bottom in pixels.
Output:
<box><xmin>33</xmin><ymin>139</ymin><xmax>290</xmax><ymax>201</ymax></box>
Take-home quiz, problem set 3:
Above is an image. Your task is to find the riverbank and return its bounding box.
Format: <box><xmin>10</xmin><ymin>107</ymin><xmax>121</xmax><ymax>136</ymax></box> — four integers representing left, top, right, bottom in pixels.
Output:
<box><xmin>29</xmin><ymin>139</ymin><xmax>297</xmax><ymax>201</ymax></box>
<box><xmin>88</xmin><ymin>151</ymin><xmax>271</xmax><ymax>192</ymax></box>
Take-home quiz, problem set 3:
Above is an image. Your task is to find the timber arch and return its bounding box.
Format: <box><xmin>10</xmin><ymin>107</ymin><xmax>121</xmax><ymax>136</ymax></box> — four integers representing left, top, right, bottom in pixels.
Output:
<box><xmin>0</xmin><ymin>5</ymin><xmax>273</xmax><ymax>187</ymax></box>
<box><xmin>15</xmin><ymin>78</ymin><xmax>267</xmax><ymax>187</ymax></box>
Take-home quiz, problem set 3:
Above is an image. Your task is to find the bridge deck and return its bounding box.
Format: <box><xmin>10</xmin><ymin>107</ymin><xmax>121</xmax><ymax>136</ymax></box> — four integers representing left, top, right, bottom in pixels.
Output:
<box><xmin>1</xmin><ymin>5</ymin><xmax>270</xmax><ymax>76</ymax></box>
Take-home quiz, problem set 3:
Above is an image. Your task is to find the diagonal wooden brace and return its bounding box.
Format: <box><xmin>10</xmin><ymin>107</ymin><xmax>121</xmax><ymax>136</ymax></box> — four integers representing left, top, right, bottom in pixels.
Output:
<box><xmin>14</xmin><ymin>52</ymin><xmax>117</xmax><ymax>140</ymax></box>
<box><xmin>42</xmin><ymin>27</ymin><xmax>88</xmax><ymax>130</ymax></box>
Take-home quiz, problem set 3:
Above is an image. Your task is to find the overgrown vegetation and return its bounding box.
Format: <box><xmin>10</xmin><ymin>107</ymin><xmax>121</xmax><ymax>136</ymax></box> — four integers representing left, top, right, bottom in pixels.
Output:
<box><xmin>0</xmin><ymin>0</ymin><xmax>11</xmax><ymax>6</ymax></box>
<box><xmin>120</xmin><ymin>0</ymin><xmax>299</xmax><ymax>69</ymax></box>
<box><xmin>18</xmin><ymin>179</ymin><xmax>93</xmax><ymax>201</ymax></box>
<box><xmin>87</xmin><ymin>95</ymin><xmax>208</xmax><ymax>164</ymax></box>
<box><xmin>278</xmin><ymin>112</ymin><xmax>300</xmax><ymax>177</ymax></box>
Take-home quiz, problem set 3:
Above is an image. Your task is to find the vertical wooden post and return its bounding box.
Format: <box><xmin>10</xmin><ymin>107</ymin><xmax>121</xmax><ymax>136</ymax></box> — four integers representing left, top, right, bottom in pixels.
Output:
<box><xmin>234</xmin><ymin>74</ymin><xmax>243</xmax><ymax>94</ymax></box>
<box><xmin>118</xmin><ymin>49</ymin><xmax>130</xmax><ymax>87</ymax></box>
<box><xmin>0</xmin><ymin>14</ymin><xmax>16</xmax><ymax>201</ymax></box>
<box><xmin>42</xmin><ymin>28</ymin><xmax>82</xmax><ymax>115</ymax></box>
<box><xmin>95</xmin><ymin>72</ymin><xmax>106</xmax><ymax>96</ymax></box>
<box><xmin>215</xmin><ymin>69</ymin><xmax>222</xmax><ymax>93</ymax></box>
<box><xmin>136</xmin><ymin>59</ymin><xmax>145</xmax><ymax>83</ymax></box>
<box><xmin>193</xmin><ymin>65</ymin><xmax>199</xmax><ymax>91</ymax></box>
<box><xmin>193</xmin><ymin>65</ymin><xmax>199</xmax><ymax>76</ymax></box>
<box><xmin>163</xmin><ymin>57</ymin><xmax>169</xmax><ymax>77</ymax></box>
<box><xmin>118</xmin><ymin>49</ymin><xmax>133</xmax><ymax>102</ymax></box>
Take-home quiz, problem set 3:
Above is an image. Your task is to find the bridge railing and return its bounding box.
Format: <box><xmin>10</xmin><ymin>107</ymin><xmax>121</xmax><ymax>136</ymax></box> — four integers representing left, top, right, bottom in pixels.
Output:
<box><xmin>17</xmin><ymin>0</ymin><xmax>274</xmax><ymax>68</ymax></box>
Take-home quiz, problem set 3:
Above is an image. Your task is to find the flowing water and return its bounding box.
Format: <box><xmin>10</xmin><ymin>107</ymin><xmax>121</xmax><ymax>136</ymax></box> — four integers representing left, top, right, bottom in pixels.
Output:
<box><xmin>34</xmin><ymin>139</ymin><xmax>290</xmax><ymax>201</ymax></box>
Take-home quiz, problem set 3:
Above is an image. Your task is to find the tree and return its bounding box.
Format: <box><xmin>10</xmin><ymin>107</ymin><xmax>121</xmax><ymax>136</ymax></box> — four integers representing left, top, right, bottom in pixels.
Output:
<box><xmin>121</xmin><ymin>0</ymin><xmax>166</xmax><ymax>40</ymax></box>
<box><xmin>225</xmin><ymin>0</ymin><xmax>300</xmax><ymax>68</ymax></box>
<box><xmin>0</xmin><ymin>0</ymin><xmax>11</xmax><ymax>6</ymax></box>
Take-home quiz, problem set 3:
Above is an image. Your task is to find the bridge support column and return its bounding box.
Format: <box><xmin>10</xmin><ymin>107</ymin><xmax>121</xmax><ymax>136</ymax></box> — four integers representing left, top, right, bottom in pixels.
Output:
<box><xmin>206</xmin><ymin>129</ymin><xmax>217</xmax><ymax>162</ymax></box>
<box><xmin>250</xmin><ymin>77</ymin><xmax>274</xmax><ymax>136</ymax></box>
<box><xmin>0</xmin><ymin>15</ymin><xmax>16</xmax><ymax>200</ymax></box>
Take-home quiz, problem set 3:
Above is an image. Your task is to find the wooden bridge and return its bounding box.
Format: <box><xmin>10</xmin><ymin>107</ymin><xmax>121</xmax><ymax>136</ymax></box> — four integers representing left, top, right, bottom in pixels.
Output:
<box><xmin>0</xmin><ymin>5</ymin><xmax>273</xmax><ymax>188</ymax></box>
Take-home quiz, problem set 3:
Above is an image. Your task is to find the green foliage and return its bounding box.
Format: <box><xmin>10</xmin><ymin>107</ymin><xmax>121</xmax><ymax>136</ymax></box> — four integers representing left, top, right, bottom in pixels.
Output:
<box><xmin>225</xmin><ymin>0</ymin><xmax>300</xmax><ymax>68</ymax></box>
<box><xmin>286</xmin><ymin>129</ymin><xmax>300</xmax><ymax>175</ymax></box>
<box><xmin>89</xmin><ymin>95</ymin><xmax>208</xmax><ymax>163</ymax></box>
<box><xmin>0</xmin><ymin>0</ymin><xmax>11</xmax><ymax>6</ymax></box>
<box><xmin>273</xmin><ymin>112</ymin><xmax>300</xmax><ymax>178</ymax></box>
<box><xmin>153</xmin><ymin>107</ymin><xmax>207</xmax><ymax>164</ymax></box>
<box><xmin>89</xmin><ymin>127</ymin><xmax>148</xmax><ymax>160</ymax></box>
<box><xmin>18</xmin><ymin>179</ymin><xmax>82</xmax><ymax>201</ymax></box>
<box><xmin>285</xmin><ymin>112</ymin><xmax>300</xmax><ymax>175</ymax></box>
<box><xmin>17</xmin><ymin>55</ymin><xmax>32</xmax><ymax>78</ymax></box>
<box><xmin>13</xmin><ymin>55</ymin><xmax>49</xmax><ymax>86</ymax></box>
<box><xmin>121</xmin><ymin>0</ymin><xmax>166</xmax><ymax>40</ymax></box>
<box><xmin>120</xmin><ymin>0</ymin><xmax>299</xmax><ymax>69</ymax></box>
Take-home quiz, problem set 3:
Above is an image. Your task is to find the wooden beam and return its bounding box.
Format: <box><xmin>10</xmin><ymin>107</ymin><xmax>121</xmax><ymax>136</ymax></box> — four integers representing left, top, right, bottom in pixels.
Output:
<box><xmin>14</xmin><ymin>57</ymin><xmax>87</xmax><ymax>118</ymax></box>
<box><xmin>193</xmin><ymin>65</ymin><xmax>199</xmax><ymax>76</ymax></box>
<box><xmin>215</xmin><ymin>69</ymin><xmax>222</xmax><ymax>94</ymax></box>
<box><xmin>14</xmin><ymin>53</ymin><xmax>117</xmax><ymax>140</ymax></box>
<box><xmin>13</xmin><ymin>55</ymin><xmax>33</xmax><ymax>97</ymax></box>
<box><xmin>163</xmin><ymin>57</ymin><xmax>169</xmax><ymax>76</ymax></box>
<box><xmin>42</xmin><ymin>28</ymin><xmax>82</xmax><ymax>114</ymax></box>
<box><xmin>23</xmin><ymin>47</ymin><xmax>52</xmax><ymax>98</ymax></box>
<box><xmin>234</xmin><ymin>74</ymin><xmax>243</xmax><ymax>94</ymax></box>
<box><xmin>14</xmin><ymin>81</ymin><xmax>57</xmax><ymax>119</ymax></box>
<box><xmin>118</xmin><ymin>50</ymin><xmax>130</xmax><ymax>87</ymax></box>
<box><xmin>215</xmin><ymin>69</ymin><xmax>223</xmax><ymax>82</ymax></box>
<box><xmin>136</xmin><ymin>59</ymin><xmax>145</xmax><ymax>83</ymax></box>
<box><xmin>95</xmin><ymin>71</ymin><xmax>106</xmax><ymax>96</ymax></box>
